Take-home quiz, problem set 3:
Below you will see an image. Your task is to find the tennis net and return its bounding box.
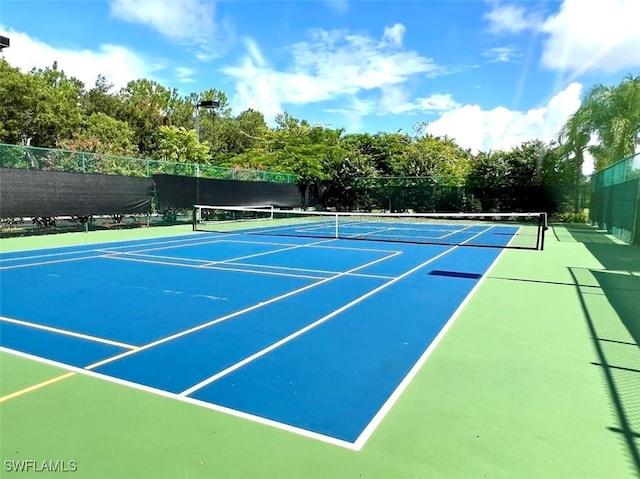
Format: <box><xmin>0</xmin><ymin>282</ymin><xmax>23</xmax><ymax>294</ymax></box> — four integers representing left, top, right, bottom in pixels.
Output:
<box><xmin>193</xmin><ymin>205</ymin><xmax>548</xmax><ymax>250</ymax></box>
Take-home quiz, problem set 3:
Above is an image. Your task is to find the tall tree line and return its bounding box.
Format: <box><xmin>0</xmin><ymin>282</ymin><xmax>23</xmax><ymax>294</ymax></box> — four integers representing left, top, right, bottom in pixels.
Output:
<box><xmin>1</xmin><ymin>59</ymin><xmax>637</xmax><ymax>213</ymax></box>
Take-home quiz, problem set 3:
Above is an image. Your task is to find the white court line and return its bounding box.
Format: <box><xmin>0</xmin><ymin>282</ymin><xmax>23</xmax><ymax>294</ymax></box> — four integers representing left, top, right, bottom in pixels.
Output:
<box><xmin>208</xmin><ymin>237</ymin><xmax>401</xmax><ymax>252</ymax></box>
<box><xmin>436</xmin><ymin>224</ymin><xmax>477</xmax><ymax>240</ymax></box>
<box><xmin>179</xmin><ymin>226</ymin><xmax>495</xmax><ymax>397</ymax></box>
<box><xmin>198</xmin><ymin>237</ymin><xmax>338</xmax><ymax>268</ymax></box>
<box><xmin>224</xmin><ymin>261</ymin><xmax>395</xmax><ymax>280</ymax></box>
<box><xmin>0</xmin><ymin>246</ymin><xmax>226</xmax><ymax>270</ymax></box>
<box><xmin>352</xmin><ymin>225</ymin><xmax>512</xmax><ymax>450</ymax></box>
<box><xmin>238</xmin><ymin>221</ymin><xmax>333</xmax><ymax>236</ymax></box>
<box><xmin>0</xmin><ymin>316</ymin><xmax>136</xmax><ymax>350</ymax></box>
<box><xmin>1</xmin><ymin>236</ymin><xmax>309</xmax><ymax>270</ymax></box>
<box><xmin>105</xmin><ymin>236</ymin><xmax>398</xmax><ymax>255</ymax></box>
<box><xmin>347</xmin><ymin>227</ymin><xmax>396</xmax><ymax>239</ymax></box>
<box><xmin>0</xmin><ymin>234</ymin><xmax>227</xmax><ymax>263</ymax></box>
<box><xmin>100</xmin><ymin>250</ymin><xmax>220</xmax><ymax>264</ymax></box>
<box><xmin>341</xmin><ymin>223</ymin><xmax>479</xmax><ymax>241</ymax></box>
<box><xmin>98</xmin><ymin>250</ymin><xmax>392</xmax><ymax>280</ymax></box>
<box><xmin>206</xmin><ymin>237</ymin><xmax>399</xmax><ymax>252</ymax></box>
<box><xmin>291</xmin><ymin>223</ymin><xmax>336</xmax><ymax>234</ymax></box>
<box><xmin>102</xmin><ymin>236</ymin><xmax>353</xmax><ymax>279</ymax></box>
<box><xmin>0</xmin><ymin>254</ymin><xmax>108</xmax><ymax>271</ymax></box>
<box><xmin>99</xmin><ymin>236</ymin><xmax>240</xmax><ymax>256</ymax></box>
<box><xmin>0</xmin><ymin>249</ymin><xmax>102</xmax><ymax>263</ymax></box>
<box><xmin>0</xmin><ymin>347</ymin><xmax>358</xmax><ymax>450</ymax></box>
<box><xmin>83</xmin><ymin>250</ymin><xmax>402</xmax><ymax>370</ymax></box>
<box><xmin>0</xmin><ymin>235</ymin><xmax>334</xmax><ymax>271</ymax></box>
<box><xmin>104</xmin><ymin>254</ymin><xmax>327</xmax><ymax>280</ymax></box>
<box><xmin>0</xmin><ymin>236</ymin><xmax>237</xmax><ymax>270</ymax></box>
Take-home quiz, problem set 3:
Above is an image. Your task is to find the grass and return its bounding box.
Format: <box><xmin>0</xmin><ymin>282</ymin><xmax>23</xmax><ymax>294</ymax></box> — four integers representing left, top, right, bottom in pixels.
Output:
<box><xmin>0</xmin><ymin>224</ymin><xmax>638</xmax><ymax>478</ymax></box>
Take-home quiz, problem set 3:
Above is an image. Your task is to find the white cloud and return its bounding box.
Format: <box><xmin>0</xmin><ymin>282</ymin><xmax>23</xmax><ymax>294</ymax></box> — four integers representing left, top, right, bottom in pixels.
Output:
<box><xmin>382</xmin><ymin>24</ymin><xmax>406</xmax><ymax>47</ymax></box>
<box><xmin>108</xmin><ymin>0</ymin><xmax>232</xmax><ymax>60</ymax></box>
<box><xmin>378</xmin><ymin>85</ymin><xmax>413</xmax><ymax>114</ymax></box>
<box><xmin>416</xmin><ymin>94</ymin><xmax>460</xmax><ymax>112</ymax></box>
<box><xmin>426</xmin><ymin>82</ymin><xmax>583</xmax><ymax>153</ymax></box>
<box><xmin>484</xmin><ymin>2</ymin><xmax>542</xmax><ymax>34</ymax></box>
<box><xmin>324</xmin><ymin>0</ymin><xmax>349</xmax><ymax>14</ymax></box>
<box><xmin>109</xmin><ymin>0</ymin><xmax>214</xmax><ymax>40</ymax></box>
<box><xmin>222</xmin><ymin>25</ymin><xmax>443</xmax><ymax>122</ymax></box>
<box><xmin>485</xmin><ymin>1</ymin><xmax>640</xmax><ymax>76</ymax></box>
<box><xmin>378</xmin><ymin>87</ymin><xmax>460</xmax><ymax>115</ymax></box>
<box><xmin>325</xmin><ymin>97</ymin><xmax>376</xmax><ymax>132</ymax></box>
<box><xmin>540</xmin><ymin>0</ymin><xmax>640</xmax><ymax>75</ymax></box>
<box><xmin>0</xmin><ymin>26</ymin><xmax>161</xmax><ymax>90</ymax></box>
<box><xmin>175</xmin><ymin>66</ymin><xmax>196</xmax><ymax>84</ymax></box>
<box><xmin>244</xmin><ymin>38</ymin><xmax>266</xmax><ymax>68</ymax></box>
<box><xmin>482</xmin><ymin>45</ymin><xmax>521</xmax><ymax>63</ymax></box>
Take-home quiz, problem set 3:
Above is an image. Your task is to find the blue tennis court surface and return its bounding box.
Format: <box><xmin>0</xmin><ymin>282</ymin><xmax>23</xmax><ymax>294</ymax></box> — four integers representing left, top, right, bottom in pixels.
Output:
<box><xmin>0</xmin><ymin>228</ymin><xmax>510</xmax><ymax>448</ymax></box>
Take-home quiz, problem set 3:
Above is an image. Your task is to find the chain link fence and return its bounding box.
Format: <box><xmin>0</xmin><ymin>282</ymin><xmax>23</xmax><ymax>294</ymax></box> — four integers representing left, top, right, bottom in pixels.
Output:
<box><xmin>0</xmin><ymin>143</ymin><xmax>298</xmax><ymax>184</ymax></box>
<box><xmin>590</xmin><ymin>153</ymin><xmax>640</xmax><ymax>245</ymax></box>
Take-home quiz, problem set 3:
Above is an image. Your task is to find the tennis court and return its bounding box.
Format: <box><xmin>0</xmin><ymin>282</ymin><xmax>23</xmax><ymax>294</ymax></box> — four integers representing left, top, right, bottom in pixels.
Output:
<box><xmin>1</xmin><ymin>211</ymin><xmax>524</xmax><ymax>448</ymax></box>
<box><xmin>0</xmin><ymin>217</ymin><xmax>636</xmax><ymax>478</ymax></box>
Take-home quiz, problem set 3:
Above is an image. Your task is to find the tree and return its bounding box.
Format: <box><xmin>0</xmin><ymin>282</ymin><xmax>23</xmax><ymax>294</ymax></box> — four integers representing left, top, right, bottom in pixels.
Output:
<box><xmin>467</xmin><ymin>141</ymin><xmax>551</xmax><ymax>211</ymax></box>
<box><xmin>235</xmin><ymin>108</ymin><xmax>269</xmax><ymax>150</ymax></box>
<box><xmin>393</xmin><ymin>135</ymin><xmax>471</xmax><ymax>185</ymax></box>
<box><xmin>370</xmin><ymin>132</ymin><xmax>411</xmax><ymax>175</ymax></box>
<box><xmin>558</xmin><ymin>107</ymin><xmax>592</xmax><ymax>211</ymax></box>
<box><xmin>0</xmin><ymin>60</ymin><xmax>84</xmax><ymax>147</ymax></box>
<box><xmin>212</xmin><ymin>109</ymin><xmax>269</xmax><ymax>159</ymax></box>
<box><xmin>157</xmin><ymin>125</ymin><xmax>210</xmax><ymax>164</ymax></box>
<box><xmin>118</xmin><ymin>79</ymin><xmax>172</xmax><ymax>156</ymax></box>
<box><xmin>81</xmin><ymin>75</ymin><xmax>122</xmax><ymax>119</ymax></box>
<box><xmin>31</xmin><ymin>62</ymin><xmax>84</xmax><ymax>146</ymax></box>
<box><xmin>58</xmin><ymin>112</ymin><xmax>137</xmax><ymax>157</ymax></box>
<box><xmin>560</xmin><ymin>74</ymin><xmax>640</xmax><ymax>171</ymax></box>
<box><xmin>0</xmin><ymin>59</ymin><xmax>39</xmax><ymax>144</ymax></box>
<box><xmin>591</xmin><ymin>75</ymin><xmax>640</xmax><ymax>166</ymax></box>
<box><xmin>324</xmin><ymin>149</ymin><xmax>378</xmax><ymax>211</ymax></box>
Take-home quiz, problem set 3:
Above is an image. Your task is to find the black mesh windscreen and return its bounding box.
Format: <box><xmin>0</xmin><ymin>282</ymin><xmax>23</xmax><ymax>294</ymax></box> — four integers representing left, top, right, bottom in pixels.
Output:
<box><xmin>0</xmin><ymin>168</ymin><xmax>154</xmax><ymax>217</ymax></box>
<box><xmin>153</xmin><ymin>174</ymin><xmax>302</xmax><ymax>209</ymax></box>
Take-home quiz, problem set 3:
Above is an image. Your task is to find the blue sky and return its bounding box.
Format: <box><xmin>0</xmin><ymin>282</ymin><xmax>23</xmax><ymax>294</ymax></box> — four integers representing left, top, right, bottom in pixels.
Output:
<box><xmin>1</xmin><ymin>0</ymin><xmax>639</xmax><ymax>164</ymax></box>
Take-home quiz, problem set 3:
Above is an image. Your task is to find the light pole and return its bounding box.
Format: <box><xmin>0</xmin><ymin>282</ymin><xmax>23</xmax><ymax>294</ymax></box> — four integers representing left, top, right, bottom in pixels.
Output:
<box><xmin>195</xmin><ymin>100</ymin><xmax>220</xmax><ymax>143</ymax></box>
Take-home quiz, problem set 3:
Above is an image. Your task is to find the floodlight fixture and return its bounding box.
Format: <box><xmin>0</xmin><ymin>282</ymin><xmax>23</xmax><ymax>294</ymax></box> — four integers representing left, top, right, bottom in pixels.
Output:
<box><xmin>0</xmin><ymin>35</ymin><xmax>9</xmax><ymax>52</ymax></box>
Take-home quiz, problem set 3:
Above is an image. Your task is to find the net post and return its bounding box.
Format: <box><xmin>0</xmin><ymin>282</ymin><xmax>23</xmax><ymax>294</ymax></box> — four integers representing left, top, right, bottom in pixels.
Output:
<box><xmin>192</xmin><ymin>205</ymin><xmax>198</xmax><ymax>231</ymax></box>
<box><xmin>537</xmin><ymin>212</ymin><xmax>547</xmax><ymax>250</ymax></box>
<box><xmin>334</xmin><ymin>213</ymin><xmax>339</xmax><ymax>239</ymax></box>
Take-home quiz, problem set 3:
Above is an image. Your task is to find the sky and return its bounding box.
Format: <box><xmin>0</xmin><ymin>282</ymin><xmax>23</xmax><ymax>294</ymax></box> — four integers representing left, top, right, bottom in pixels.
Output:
<box><xmin>1</xmin><ymin>0</ymin><xmax>639</xmax><ymax>171</ymax></box>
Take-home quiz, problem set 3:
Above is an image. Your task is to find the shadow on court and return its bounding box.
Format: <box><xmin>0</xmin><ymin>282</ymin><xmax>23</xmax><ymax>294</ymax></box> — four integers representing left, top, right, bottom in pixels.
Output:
<box><xmin>563</xmin><ymin>224</ymin><xmax>639</xmax><ymax>345</ymax></box>
<box><xmin>563</xmin><ymin>224</ymin><xmax>640</xmax><ymax>477</ymax></box>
